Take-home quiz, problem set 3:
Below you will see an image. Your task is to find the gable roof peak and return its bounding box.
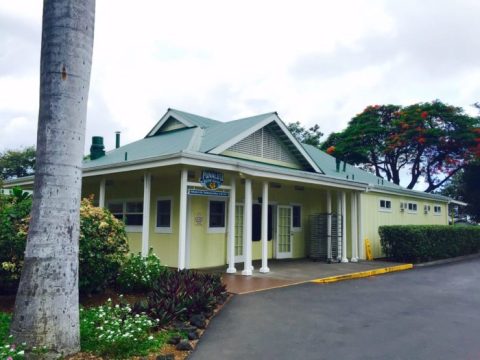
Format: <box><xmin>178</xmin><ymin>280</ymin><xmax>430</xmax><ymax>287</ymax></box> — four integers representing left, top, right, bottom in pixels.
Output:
<box><xmin>146</xmin><ymin>108</ymin><xmax>221</xmax><ymax>137</ymax></box>
<box><xmin>205</xmin><ymin>111</ymin><xmax>323</xmax><ymax>173</ymax></box>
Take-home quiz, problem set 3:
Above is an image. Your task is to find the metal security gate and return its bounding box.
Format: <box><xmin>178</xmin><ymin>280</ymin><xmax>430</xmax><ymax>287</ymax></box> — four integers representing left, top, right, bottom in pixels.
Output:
<box><xmin>308</xmin><ymin>213</ymin><xmax>343</xmax><ymax>262</ymax></box>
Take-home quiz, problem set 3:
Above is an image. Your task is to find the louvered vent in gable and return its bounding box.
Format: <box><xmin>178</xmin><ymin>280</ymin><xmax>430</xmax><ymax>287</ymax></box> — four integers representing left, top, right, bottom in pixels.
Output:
<box><xmin>157</xmin><ymin>116</ymin><xmax>187</xmax><ymax>133</ymax></box>
<box><xmin>225</xmin><ymin>127</ymin><xmax>301</xmax><ymax>168</ymax></box>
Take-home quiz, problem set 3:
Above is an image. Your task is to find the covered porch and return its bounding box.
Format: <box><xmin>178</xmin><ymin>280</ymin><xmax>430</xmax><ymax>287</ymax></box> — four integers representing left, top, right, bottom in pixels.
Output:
<box><xmin>82</xmin><ymin>159</ymin><xmax>369</xmax><ymax>274</ymax></box>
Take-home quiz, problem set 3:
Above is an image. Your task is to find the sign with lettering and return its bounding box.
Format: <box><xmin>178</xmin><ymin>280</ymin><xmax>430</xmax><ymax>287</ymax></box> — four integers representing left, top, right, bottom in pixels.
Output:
<box><xmin>200</xmin><ymin>170</ymin><xmax>224</xmax><ymax>190</ymax></box>
<box><xmin>188</xmin><ymin>189</ymin><xmax>229</xmax><ymax>197</ymax></box>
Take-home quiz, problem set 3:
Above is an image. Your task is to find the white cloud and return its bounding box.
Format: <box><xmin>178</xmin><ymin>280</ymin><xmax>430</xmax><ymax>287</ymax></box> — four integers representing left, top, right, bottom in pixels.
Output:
<box><xmin>0</xmin><ymin>0</ymin><xmax>478</xmax><ymax>155</ymax></box>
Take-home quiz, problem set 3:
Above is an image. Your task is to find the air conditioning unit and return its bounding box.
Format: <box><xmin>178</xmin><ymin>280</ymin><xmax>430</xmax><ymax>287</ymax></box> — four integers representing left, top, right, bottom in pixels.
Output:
<box><xmin>424</xmin><ymin>205</ymin><xmax>431</xmax><ymax>214</ymax></box>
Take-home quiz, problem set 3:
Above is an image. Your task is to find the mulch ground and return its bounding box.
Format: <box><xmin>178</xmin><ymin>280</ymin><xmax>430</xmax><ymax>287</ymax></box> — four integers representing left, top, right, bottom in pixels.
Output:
<box><xmin>65</xmin><ymin>344</ymin><xmax>189</xmax><ymax>360</ymax></box>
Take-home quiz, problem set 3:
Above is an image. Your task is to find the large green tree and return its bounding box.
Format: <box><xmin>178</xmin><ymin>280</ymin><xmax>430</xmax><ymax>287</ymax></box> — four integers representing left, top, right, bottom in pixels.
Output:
<box><xmin>440</xmin><ymin>162</ymin><xmax>480</xmax><ymax>222</ymax></box>
<box><xmin>0</xmin><ymin>146</ymin><xmax>36</xmax><ymax>180</ymax></box>
<box><xmin>10</xmin><ymin>0</ymin><xmax>95</xmax><ymax>357</ymax></box>
<box><xmin>287</xmin><ymin>121</ymin><xmax>323</xmax><ymax>147</ymax></box>
<box><xmin>322</xmin><ymin>101</ymin><xmax>480</xmax><ymax>192</ymax></box>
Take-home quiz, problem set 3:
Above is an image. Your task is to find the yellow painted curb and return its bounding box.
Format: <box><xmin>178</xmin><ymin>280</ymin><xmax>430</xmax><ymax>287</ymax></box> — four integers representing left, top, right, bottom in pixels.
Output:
<box><xmin>311</xmin><ymin>264</ymin><xmax>413</xmax><ymax>284</ymax></box>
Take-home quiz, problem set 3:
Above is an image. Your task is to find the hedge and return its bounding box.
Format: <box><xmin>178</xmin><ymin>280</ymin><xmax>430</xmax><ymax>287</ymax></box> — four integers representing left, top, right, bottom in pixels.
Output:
<box><xmin>379</xmin><ymin>225</ymin><xmax>480</xmax><ymax>263</ymax></box>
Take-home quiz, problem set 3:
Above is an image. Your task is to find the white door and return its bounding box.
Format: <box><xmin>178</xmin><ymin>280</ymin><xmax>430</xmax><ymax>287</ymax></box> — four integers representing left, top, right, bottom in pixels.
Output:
<box><xmin>234</xmin><ymin>204</ymin><xmax>244</xmax><ymax>263</ymax></box>
<box><xmin>276</xmin><ymin>205</ymin><xmax>293</xmax><ymax>258</ymax></box>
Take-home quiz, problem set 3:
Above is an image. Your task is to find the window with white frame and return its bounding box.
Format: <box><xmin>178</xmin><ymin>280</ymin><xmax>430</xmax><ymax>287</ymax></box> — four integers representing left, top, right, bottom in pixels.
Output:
<box><xmin>156</xmin><ymin>197</ymin><xmax>172</xmax><ymax>232</ymax></box>
<box><xmin>208</xmin><ymin>200</ymin><xmax>226</xmax><ymax>232</ymax></box>
<box><xmin>434</xmin><ymin>205</ymin><xmax>442</xmax><ymax>215</ymax></box>
<box><xmin>379</xmin><ymin>199</ymin><xmax>392</xmax><ymax>211</ymax></box>
<box><xmin>292</xmin><ymin>205</ymin><xmax>302</xmax><ymax>229</ymax></box>
<box><xmin>107</xmin><ymin>200</ymin><xmax>143</xmax><ymax>228</ymax></box>
<box><xmin>407</xmin><ymin>202</ymin><xmax>418</xmax><ymax>213</ymax></box>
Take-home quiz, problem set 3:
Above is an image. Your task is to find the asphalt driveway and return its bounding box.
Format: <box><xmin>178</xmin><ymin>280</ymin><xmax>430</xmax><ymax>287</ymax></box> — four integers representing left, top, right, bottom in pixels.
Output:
<box><xmin>190</xmin><ymin>259</ymin><xmax>480</xmax><ymax>360</ymax></box>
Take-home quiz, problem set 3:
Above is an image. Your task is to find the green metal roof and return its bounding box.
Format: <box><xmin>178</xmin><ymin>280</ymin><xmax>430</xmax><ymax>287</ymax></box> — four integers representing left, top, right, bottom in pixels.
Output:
<box><xmin>302</xmin><ymin>144</ymin><xmax>400</xmax><ymax>189</ymax></box>
<box><xmin>83</xmin><ymin>127</ymin><xmax>195</xmax><ymax>169</ymax></box>
<box><xmin>80</xmin><ymin>108</ymin><xmax>450</xmax><ymax>202</ymax></box>
<box><xmin>302</xmin><ymin>143</ymin><xmax>449</xmax><ymax>201</ymax></box>
<box><xmin>168</xmin><ymin>108</ymin><xmax>221</xmax><ymax>129</ymax></box>
<box><xmin>199</xmin><ymin>112</ymin><xmax>276</xmax><ymax>152</ymax></box>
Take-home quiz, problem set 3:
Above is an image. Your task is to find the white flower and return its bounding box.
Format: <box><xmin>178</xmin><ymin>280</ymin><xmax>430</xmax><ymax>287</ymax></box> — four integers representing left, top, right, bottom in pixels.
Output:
<box><xmin>18</xmin><ymin>350</ymin><xmax>25</xmax><ymax>355</ymax></box>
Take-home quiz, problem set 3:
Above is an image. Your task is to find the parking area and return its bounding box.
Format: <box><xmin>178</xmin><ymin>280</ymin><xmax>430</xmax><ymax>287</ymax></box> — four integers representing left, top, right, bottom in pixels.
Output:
<box><xmin>191</xmin><ymin>258</ymin><xmax>480</xmax><ymax>360</ymax></box>
<box><xmin>219</xmin><ymin>259</ymin><xmax>408</xmax><ymax>294</ymax></box>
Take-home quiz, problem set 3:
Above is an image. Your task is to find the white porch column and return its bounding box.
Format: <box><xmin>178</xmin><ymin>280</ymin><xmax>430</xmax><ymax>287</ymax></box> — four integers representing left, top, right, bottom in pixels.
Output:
<box><xmin>341</xmin><ymin>191</ymin><xmax>348</xmax><ymax>263</ymax></box>
<box><xmin>242</xmin><ymin>178</ymin><xmax>253</xmax><ymax>276</ymax></box>
<box><xmin>99</xmin><ymin>178</ymin><xmax>106</xmax><ymax>208</ymax></box>
<box><xmin>226</xmin><ymin>176</ymin><xmax>237</xmax><ymax>273</ymax></box>
<box><xmin>260</xmin><ymin>181</ymin><xmax>270</xmax><ymax>273</ymax></box>
<box><xmin>326</xmin><ymin>190</ymin><xmax>332</xmax><ymax>260</ymax></box>
<box><xmin>178</xmin><ymin>169</ymin><xmax>188</xmax><ymax>270</ymax></box>
<box><xmin>357</xmin><ymin>192</ymin><xmax>365</xmax><ymax>260</ymax></box>
<box><xmin>336</xmin><ymin>192</ymin><xmax>342</xmax><ymax>261</ymax></box>
<box><xmin>141</xmin><ymin>173</ymin><xmax>151</xmax><ymax>257</ymax></box>
<box><xmin>350</xmin><ymin>192</ymin><xmax>359</xmax><ymax>262</ymax></box>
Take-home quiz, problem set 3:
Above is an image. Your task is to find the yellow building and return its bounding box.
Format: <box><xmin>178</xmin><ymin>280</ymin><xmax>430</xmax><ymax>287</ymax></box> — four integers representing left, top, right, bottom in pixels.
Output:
<box><xmin>7</xmin><ymin>109</ymin><xmax>456</xmax><ymax>274</ymax></box>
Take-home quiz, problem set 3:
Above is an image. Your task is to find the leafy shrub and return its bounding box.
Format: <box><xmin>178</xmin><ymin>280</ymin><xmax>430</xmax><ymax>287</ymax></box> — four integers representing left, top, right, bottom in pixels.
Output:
<box><xmin>117</xmin><ymin>250</ymin><xmax>166</xmax><ymax>293</ymax></box>
<box><xmin>0</xmin><ymin>194</ymin><xmax>129</xmax><ymax>294</ymax></box>
<box><xmin>80</xmin><ymin>298</ymin><xmax>169</xmax><ymax>358</ymax></box>
<box><xmin>0</xmin><ymin>312</ymin><xmax>11</xmax><ymax>344</ymax></box>
<box><xmin>0</xmin><ymin>312</ymin><xmax>26</xmax><ymax>359</ymax></box>
<box><xmin>79</xmin><ymin>197</ymin><xmax>129</xmax><ymax>294</ymax></box>
<box><xmin>380</xmin><ymin>225</ymin><xmax>480</xmax><ymax>263</ymax></box>
<box><xmin>134</xmin><ymin>269</ymin><xmax>227</xmax><ymax>326</ymax></box>
<box><xmin>0</xmin><ymin>188</ymin><xmax>32</xmax><ymax>293</ymax></box>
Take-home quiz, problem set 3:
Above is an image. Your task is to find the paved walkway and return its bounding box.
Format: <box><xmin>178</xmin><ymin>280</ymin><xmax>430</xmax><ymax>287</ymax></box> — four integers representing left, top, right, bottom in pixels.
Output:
<box><xmin>219</xmin><ymin>259</ymin><xmax>406</xmax><ymax>294</ymax></box>
<box><xmin>191</xmin><ymin>258</ymin><xmax>480</xmax><ymax>360</ymax></box>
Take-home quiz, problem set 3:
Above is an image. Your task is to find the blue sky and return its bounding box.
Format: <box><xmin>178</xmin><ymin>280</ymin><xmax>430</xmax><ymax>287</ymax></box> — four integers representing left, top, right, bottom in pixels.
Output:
<box><xmin>1</xmin><ymin>0</ymin><xmax>479</xmax><ymax>154</ymax></box>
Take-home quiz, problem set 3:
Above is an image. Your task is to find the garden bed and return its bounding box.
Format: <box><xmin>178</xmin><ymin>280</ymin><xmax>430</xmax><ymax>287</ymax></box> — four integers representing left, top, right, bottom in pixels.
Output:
<box><xmin>0</xmin><ymin>194</ymin><xmax>231</xmax><ymax>359</ymax></box>
<box><xmin>1</xmin><ymin>289</ymin><xmax>232</xmax><ymax>360</ymax></box>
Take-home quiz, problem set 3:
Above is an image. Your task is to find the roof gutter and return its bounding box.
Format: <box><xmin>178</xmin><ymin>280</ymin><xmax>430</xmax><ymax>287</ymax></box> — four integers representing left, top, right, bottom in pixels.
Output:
<box><xmin>366</xmin><ymin>184</ymin><xmax>451</xmax><ymax>203</ymax></box>
<box><xmin>4</xmin><ymin>151</ymin><xmax>460</xmax><ymax>204</ymax></box>
<box><xmin>448</xmin><ymin>199</ymin><xmax>468</xmax><ymax>206</ymax></box>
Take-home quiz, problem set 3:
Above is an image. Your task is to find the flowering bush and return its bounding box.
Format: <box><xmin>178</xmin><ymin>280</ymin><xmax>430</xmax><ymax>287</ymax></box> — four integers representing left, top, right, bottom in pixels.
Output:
<box><xmin>80</xmin><ymin>297</ymin><xmax>169</xmax><ymax>358</ymax></box>
<box><xmin>116</xmin><ymin>250</ymin><xmax>166</xmax><ymax>293</ymax></box>
<box><xmin>2</xmin><ymin>299</ymin><xmax>174</xmax><ymax>360</ymax></box>
<box><xmin>0</xmin><ymin>312</ymin><xmax>25</xmax><ymax>360</ymax></box>
<box><xmin>79</xmin><ymin>197</ymin><xmax>129</xmax><ymax>294</ymax></box>
<box><xmin>0</xmin><ymin>337</ymin><xmax>26</xmax><ymax>360</ymax></box>
<box><xmin>0</xmin><ymin>194</ymin><xmax>129</xmax><ymax>294</ymax></box>
<box><xmin>0</xmin><ymin>189</ymin><xmax>32</xmax><ymax>294</ymax></box>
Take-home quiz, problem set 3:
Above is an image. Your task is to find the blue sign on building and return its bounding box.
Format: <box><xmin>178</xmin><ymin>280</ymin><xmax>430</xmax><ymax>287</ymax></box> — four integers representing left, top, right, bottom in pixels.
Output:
<box><xmin>200</xmin><ymin>170</ymin><xmax>224</xmax><ymax>190</ymax></box>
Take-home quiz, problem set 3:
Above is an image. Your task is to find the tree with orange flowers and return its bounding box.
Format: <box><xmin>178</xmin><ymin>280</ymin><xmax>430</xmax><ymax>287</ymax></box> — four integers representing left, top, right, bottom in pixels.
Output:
<box><xmin>322</xmin><ymin>101</ymin><xmax>480</xmax><ymax>193</ymax></box>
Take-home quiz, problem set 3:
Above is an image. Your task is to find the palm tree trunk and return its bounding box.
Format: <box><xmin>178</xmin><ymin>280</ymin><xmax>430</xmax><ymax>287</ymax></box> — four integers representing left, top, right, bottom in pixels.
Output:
<box><xmin>10</xmin><ymin>0</ymin><xmax>95</xmax><ymax>357</ymax></box>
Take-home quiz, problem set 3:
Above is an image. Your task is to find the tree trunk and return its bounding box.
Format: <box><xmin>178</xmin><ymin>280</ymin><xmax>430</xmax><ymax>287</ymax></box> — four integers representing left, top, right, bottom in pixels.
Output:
<box><xmin>10</xmin><ymin>1</ymin><xmax>95</xmax><ymax>358</ymax></box>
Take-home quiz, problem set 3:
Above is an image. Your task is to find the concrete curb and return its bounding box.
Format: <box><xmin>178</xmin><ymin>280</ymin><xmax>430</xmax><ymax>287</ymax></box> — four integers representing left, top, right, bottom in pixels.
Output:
<box><xmin>310</xmin><ymin>264</ymin><xmax>413</xmax><ymax>284</ymax></box>
<box><xmin>414</xmin><ymin>253</ymin><xmax>480</xmax><ymax>268</ymax></box>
